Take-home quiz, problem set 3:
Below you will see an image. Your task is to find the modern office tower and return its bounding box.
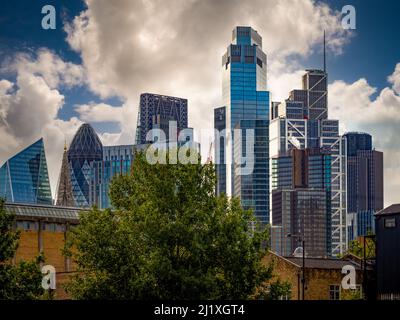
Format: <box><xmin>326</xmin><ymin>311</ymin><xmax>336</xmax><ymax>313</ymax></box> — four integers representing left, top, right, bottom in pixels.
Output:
<box><xmin>68</xmin><ymin>123</ymin><xmax>103</xmax><ymax>208</ymax></box>
<box><xmin>344</xmin><ymin>132</ymin><xmax>383</xmax><ymax>240</ymax></box>
<box><xmin>137</xmin><ymin>93</ymin><xmax>188</xmax><ymax>145</ymax></box>
<box><xmin>90</xmin><ymin>145</ymin><xmax>135</xmax><ymax>209</ymax></box>
<box><xmin>55</xmin><ymin>144</ymin><xmax>75</xmax><ymax>207</ymax></box>
<box><xmin>233</xmin><ymin>119</ymin><xmax>269</xmax><ymax>224</ymax></box>
<box><xmin>214</xmin><ymin>26</ymin><xmax>270</xmax><ymax>224</ymax></box>
<box><xmin>270</xmin><ymin>64</ymin><xmax>347</xmax><ymax>256</ymax></box>
<box><xmin>0</xmin><ymin>138</ymin><xmax>52</xmax><ymax>205</ymax></box>
<box><xmin>345</xmin><ymin>132</ymin><xmax>372</xmax><ymax>156</ymax></box>
<box><xmin>295</xmin><ymin>69</ymin><xmax>328</xmax><ymax>120</ymax></box>
<box><xmin>270</xmin><ymin>148</ymin><xmax>331</xmax><ymax>257</ymax></box>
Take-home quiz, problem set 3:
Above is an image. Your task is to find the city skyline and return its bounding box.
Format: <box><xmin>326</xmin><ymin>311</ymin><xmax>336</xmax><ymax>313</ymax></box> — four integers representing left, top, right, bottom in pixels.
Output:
<box><xmin>0</xmin><ymin>0</ymin><xmax>399</xmax><ymax>207</ymax></box>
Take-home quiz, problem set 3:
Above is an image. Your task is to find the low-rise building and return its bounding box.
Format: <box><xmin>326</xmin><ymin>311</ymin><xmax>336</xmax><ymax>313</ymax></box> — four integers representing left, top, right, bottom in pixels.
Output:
<box><xmin>6</xmin><ymin>202</ymin><xmax>81</xmax><ymax>299</ymax></box>
<box><xmin>375</xmin><ymin>204</ymin><xmax>400</xmax><ymax>300</ymax></box>
<box><xmin>263</xmin><ymin>251</ymin><xmax>365</xmax><ymax>300</ymax></box>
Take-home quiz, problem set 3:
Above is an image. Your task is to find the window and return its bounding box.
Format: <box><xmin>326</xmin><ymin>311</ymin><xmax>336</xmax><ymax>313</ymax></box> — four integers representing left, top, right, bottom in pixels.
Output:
<box><xmin>384</xmin><ymin>217</ymin><xmax>396</xmax><ymax>228</ymax></box>
<box><xmin>329</xmin><ymin>285</ymin><xmax>340</xmax><ymax>300</ymax></box>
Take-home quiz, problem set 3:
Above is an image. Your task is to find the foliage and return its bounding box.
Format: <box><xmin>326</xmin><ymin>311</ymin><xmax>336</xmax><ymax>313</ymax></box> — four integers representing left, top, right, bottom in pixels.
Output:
<box><xmin>0</xmin><ymin>199</ymin><xmax>44</xmax><ymax>300</ymax></box>
<box><xmin>64</xmin><ymin>150</ymin><xmax>273</xmax><ymax>299</ymax></box>
<box><xmin>347</xmin><ymin>236</ymin><xmax>375</xmax><ymax>259</ymax></box>
<box><xmin>266</xmin><ymin>279</ymin><xmax>292</xmax><ymax>300</ymax></box>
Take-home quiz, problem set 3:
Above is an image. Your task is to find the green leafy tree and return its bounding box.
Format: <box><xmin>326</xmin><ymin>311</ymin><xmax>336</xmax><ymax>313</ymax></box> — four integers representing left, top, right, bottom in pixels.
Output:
<box><xmin>0</xmin><ymin>199</ymin><xmax>44</xmax><ymax>300</ymax></box>
<box><xmin>266</xmin><ymin>279</ymin><xmax>292</xmax><ymax>300</ymax></box>
<box><xmin>64</xmin><ymin>150</ymin><xmax>274</xmax><ymax>299</ymax></box>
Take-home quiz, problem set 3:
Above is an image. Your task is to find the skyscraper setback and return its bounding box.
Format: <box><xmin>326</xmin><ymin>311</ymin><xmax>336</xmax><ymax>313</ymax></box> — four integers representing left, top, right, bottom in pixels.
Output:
<box><xmin>270</xmin><ymin>44</ymin><xmax>348</xmax><ymax>256</ymax></box>
<box><xmin>214</xmin><ymin>26</ymin><xmax>270</xmax><ymax>225</ymax></box>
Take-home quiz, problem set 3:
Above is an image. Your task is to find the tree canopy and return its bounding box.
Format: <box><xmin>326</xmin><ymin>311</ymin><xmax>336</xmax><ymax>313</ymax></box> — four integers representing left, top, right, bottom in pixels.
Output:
<box><xmin>64</xmin><ymin>150</ymin><xmax>274</xmax><ymax>299</ymax></box>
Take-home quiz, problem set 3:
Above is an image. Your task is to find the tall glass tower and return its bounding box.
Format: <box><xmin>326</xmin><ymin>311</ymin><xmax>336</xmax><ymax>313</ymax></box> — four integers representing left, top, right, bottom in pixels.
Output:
<box><xmin>344</xmin><ymin>132</ymin><xmax>383</xmax><ymax>240</ymax></box>
<box><xmin>68</xmin><ymin>123</ymin><xmax>103</xmax><ymax>207</ymax></box>
<box><xmin>214</xmin><ymin>26</ymin><xmax>270</xmax><ymax>224</ymax></box>
<box><xmin>0</xmin><ymin>138</ymin><xmax>52</xmax><ymax>205</ymax></box>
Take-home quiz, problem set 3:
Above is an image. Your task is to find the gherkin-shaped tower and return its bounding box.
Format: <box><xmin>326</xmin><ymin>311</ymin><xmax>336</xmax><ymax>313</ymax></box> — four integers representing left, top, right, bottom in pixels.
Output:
<box><xmin>68</xmin><ymin>123</ymin><xmax>103</xmax><ymax>207</ymax></box>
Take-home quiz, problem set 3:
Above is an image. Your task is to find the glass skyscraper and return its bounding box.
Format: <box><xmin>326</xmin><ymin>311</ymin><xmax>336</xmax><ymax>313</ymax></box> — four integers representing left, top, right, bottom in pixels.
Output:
<box><xmin>68</xmin><ymin>123</ymin><xmax>103</xmax><ymax>207</ymax></box>
<box><xmin>344</xmin><ymin>132</ymin><xmax>383</xmax><ymax>240</ymax></box>
<box><xmin>214</xmin><ymin>26</ymin><xmax>270</xmax><ymax>224</ymax></box>
<box><xmin>90</xmin><ymin>145</ymin><xmax>135</xmax><ymax>209</ymax></box>
<box><xmin>136</xmin><ymin>93</ymin><xmax>188</xmax><ymax>145</ymax></box>
<box><xmin>0</xmin><ymin>138</ymin><xmax>52</xmax><ymax>205</ymax></box>
<box><xmin>270</xmin><ymin>68</ymin><xmax>347</xmax><ymax>256</ymax></box>
<box><xmin>270</xmin><ymin>148</ymin><xmax>332</xmax><ymax>257</ymax></box>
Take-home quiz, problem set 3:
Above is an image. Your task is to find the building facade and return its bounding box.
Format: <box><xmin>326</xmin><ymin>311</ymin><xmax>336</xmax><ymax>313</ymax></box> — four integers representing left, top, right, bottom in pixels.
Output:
<box><xmin>56</xmin><ymin>144</ymin><xmax>75</xmax><ymax>207</ymax></box>
<box><xmin>7</xmin><ymin>202</ymin><xmax>81</xmax><ymax>299</ymax></box>
<box><xmin>344</xmin><ymin>132</ymin><xmax>383</xmax><ymax>241</ymax></box>
<box><xmin>68</xmin><ymin>123</ymin><xmax>103</xmax><ymax>208</ymax></box>
<box><xmin>270</xmin><ymin>148</ymin><xmax>332</xmax><ymax>257</ymax></box>
<box><xmin>0</xmin><ymin>138</ymin><xmax>52</xmax><ymax>205</ymax></box>
<box><xmin>90</xmin><ymin>145</ymin><xmax>135</xmax><ymax>209</ymax></box>
<box><xmin>214</xmin><ymin>26</ymin><xmax>270</xmax><ymax>224</ymax></box>
<box><xmin>375</xmin><ymin>204</ymin><xmax>400</xmax><ymax>300</ymax></box>
<box><xmin>136</xmin><ymin>93</ymin><xmax>188</xmax><ymax>145</ymax></box>
<box><xmin>263</xmin><ymin>251</ymin><xmax>364</xmax><ymax>300</ymax></box>
<box><xmin>270</xmin><ymin>69</ymin><xmax>347</xmax><ymax>257</ymax></box>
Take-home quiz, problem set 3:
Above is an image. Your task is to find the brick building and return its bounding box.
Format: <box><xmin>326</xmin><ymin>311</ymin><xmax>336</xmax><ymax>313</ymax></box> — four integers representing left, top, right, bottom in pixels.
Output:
<box><xmin>264</xmin><ymin>251</ymin><xmax>365</xmax><ymax>300</ymax></box>
<box><xmin>6</xmin><ymin>202</ymin><xmax>81</xmax><ymax>299</ymax></box>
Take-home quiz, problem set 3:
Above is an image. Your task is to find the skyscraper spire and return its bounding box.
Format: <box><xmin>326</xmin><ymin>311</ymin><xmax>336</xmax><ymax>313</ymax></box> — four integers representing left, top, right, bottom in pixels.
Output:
<box><xmin>56</xmin><ymin>144</ymin><xmax>75</xmax><ymax>207</ymax></box>
<box><xmin>323</xmin><ymin>30</ymin><xmax>326</xmax><ymax>72</ymax></box>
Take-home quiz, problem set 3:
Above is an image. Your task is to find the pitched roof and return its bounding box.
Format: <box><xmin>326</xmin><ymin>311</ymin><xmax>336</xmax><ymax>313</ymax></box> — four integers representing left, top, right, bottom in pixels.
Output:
<box><xmin>376</xmin><ymin>204</ymin><xmax>400</xmax><ymax>216</ymax></box>
<box><xmin>282</xmin><ymin>256</ymin><xmax>361</xmax><ymax>270</ymax></box>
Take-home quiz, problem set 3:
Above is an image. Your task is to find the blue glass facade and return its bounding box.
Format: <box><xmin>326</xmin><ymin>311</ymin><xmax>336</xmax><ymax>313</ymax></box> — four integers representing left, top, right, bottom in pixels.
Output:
<box><xmin>233</xmin><ymin>119</ymin><xmax>269</xmax><ymax>224</ymax></box>
<box><xmin>90</xmin><ymin>145</ymin><xmax>134</xmax><ymax>209</ymax></box>
<box><xmin>215</xmin><ymin>26</ymin><xmax>270</xmax><ymax>224</ymax></box>
<box><xmin>0</xmin><ymin>138</ymin><xmax>52</xmax><ymax>205</ymax></box>
<box><xmin>68</xmin><ymin>123</ymin><xmax>103</xmax><ymax>208</ymax></box>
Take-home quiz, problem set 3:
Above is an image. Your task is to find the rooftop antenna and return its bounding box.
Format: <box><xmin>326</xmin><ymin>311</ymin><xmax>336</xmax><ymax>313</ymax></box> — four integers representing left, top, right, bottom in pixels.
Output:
<box><xmin>323</xmin><ymin>30</ymin><xmax>326</xmax><ymax>73</ymax></box>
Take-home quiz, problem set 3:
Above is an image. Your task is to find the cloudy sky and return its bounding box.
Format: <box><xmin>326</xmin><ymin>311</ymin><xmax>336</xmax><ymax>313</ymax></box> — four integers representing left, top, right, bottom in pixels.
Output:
<box><xmin>0</xmin><ymin>0</ymin><xmax>399</xmax><ymax>207</ymax></box>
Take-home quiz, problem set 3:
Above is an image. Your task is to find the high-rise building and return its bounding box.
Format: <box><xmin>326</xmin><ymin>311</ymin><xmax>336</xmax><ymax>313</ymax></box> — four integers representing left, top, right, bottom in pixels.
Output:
<box><xmin>0</xmin><ymin>138</ymin><xmax>52</xmax><ymax>205</ymax></box>
<box><xmin>55</xmin><ymin>144</ymin><xmax>75</xmax><ymax>207</ymax></box>
<box><xmin>345</xmin><ymin>132</ymin><xmax>372</xmax><ymax>157</ymax></box>
<box><xmin>344</xmin><ymin>132</ymin><xmax>383</xmax><ymax>240</ymax></box>
<box><xmin>90</xmin><ymin>145</ymin><xmax>135</xmax><ymax>209</ymax></box>
<box><xmin>137</xmin><ymin>93</ymin><xmax>188</xmax><ymax>145</ymax></box>
<box><xmin>270</xmin><ymin>148</ymin><xmax>332</xmax><ymax>257</ymax></box>
<box><xmin>68</xmin><ymin>123</ymin><xmax>103</xmax><ymax>207</ymax></box>
<box><xmin>270</xmin><ymin>53</ymin><xmax>347</xmax><ymax>256</ymax></box>
<box><xmin>214</xmin><ymin>26</ymin><xmax>270</xmax><ymax>224</ymax></box>
<box><xmin>233</xmin><ymin>119</ymin><xmax>269</xmax><ymax>223</ymax></box>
